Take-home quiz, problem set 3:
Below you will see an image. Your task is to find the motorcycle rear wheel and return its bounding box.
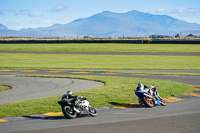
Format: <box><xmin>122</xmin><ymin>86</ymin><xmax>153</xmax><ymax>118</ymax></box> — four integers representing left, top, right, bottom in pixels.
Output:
<box><xmin>142</xmin><ymin>96</ymin><xmax>154</xmax><ymax>107</ymax></box>
<box><xmin>62</xmin><ymin>106</ymin><xmax>77</xmax><ymax>119</ymax></box>
<box><xmin>88</xmin><ymin>106</ymin><xmax>97</xmax><ymax>117</ymax></box>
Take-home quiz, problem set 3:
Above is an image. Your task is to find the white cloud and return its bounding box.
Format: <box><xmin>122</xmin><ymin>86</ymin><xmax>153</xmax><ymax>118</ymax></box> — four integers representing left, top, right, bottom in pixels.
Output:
<box><xmin>0</xmin><ymin>9</ymin><xmax>9</xmax><ymax>15</ymax></box>
<box><xmin>32</xmin><ymin>11</ymin><xmax>43</xmax><ymax>17</ymax></box>
<box><xmin>150</xmin><ymin>7</ymin><xmax>200</xmax><ymax>24</ymax></box>
<box><xmin>49</xmin><ymin>5</ymin><xmax>67</xmax><ymax>12</ymax></box>
<box><xmin>0</xmin><ymin>8</ymin><xmax>42</xmax><ymax>17</ymax></box>
<box><xmin>43</xmin><ymin>19</ymin><xmax>52</xmax><ymax>25</ymax></box>
<box><xmin>151</xmin><ymin>7</ymin><xmax>200</xmax><ymax>17</ymax></box>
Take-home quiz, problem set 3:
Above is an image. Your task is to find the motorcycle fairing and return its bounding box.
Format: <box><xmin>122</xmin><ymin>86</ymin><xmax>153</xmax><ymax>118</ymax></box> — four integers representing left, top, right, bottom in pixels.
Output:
<box><xmin>58</xmin><ymin>99</ymin><xmax>72</xmax><ymax>106</ymax></box>
<box><xmin>154</xmin><ymin>97</ymin><xmax>161</xmax><ymax>105</ymax></box>
<box><xmin>135</xmin><ymin>91</ymin><xmax>148</xmax><ymax>98</ymax></box>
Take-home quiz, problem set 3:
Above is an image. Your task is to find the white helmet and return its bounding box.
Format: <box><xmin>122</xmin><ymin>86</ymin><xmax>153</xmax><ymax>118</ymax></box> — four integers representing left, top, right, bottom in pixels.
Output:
<box><xmin>136</xmin><ymin>83</ymin><xmax>144</xmax><ymax>91</ymax></box>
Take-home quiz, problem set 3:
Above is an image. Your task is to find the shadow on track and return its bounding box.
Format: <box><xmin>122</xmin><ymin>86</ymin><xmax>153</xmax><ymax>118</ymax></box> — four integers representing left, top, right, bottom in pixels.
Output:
<box><xmin>23</xmin><ymin>115</ymin><xmax>66</xmax><ymax>120</ymax></box>
<box><xmin>109</xmin><ymin>102</ymin><xmax>145</xmax><ymax>108</ymax></box>
<box><xmin>23</xmin><ymin>114</ymin><xmax>90</xmax><ymax>120</ymax></box>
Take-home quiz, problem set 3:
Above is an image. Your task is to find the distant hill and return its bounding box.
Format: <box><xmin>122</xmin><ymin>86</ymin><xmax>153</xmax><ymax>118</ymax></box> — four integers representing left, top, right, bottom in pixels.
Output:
<box><xmin>0</xmin><ymin>24</ymin><xmax>8</xmax><ymax>30</ymax></box>
<box><xmin>1</xmin><ymin>10</ymin><xmax>200</xmax><ymax>37</ymax></box>
<box><xmin>0</xmin><ymin>24</ymin><xmax>18</xmax><ymax>37</ymax></box>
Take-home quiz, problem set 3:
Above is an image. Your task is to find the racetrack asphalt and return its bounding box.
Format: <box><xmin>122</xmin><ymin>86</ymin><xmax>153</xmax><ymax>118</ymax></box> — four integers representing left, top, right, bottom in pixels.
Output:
<box><xmin>0</xmin><ymin>69</ymin><xmax>199</xmax><ymax>85</ymax></box>
<box><xmin>13</xmin><ymin>112</ymin><xmax>200</xmax><ymax>133</ymax></box>
<box><xmin>0</xmin><ymin>75</ymin><xmax>104</xmax><ymax>104</ymax></box>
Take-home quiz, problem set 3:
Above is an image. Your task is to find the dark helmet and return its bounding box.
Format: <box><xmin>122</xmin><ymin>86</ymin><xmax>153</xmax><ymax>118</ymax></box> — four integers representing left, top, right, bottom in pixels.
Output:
<box><xmin>66</xmin><ymin>91</ymin><xmax>73</xmax><ymax>97</ymax></box>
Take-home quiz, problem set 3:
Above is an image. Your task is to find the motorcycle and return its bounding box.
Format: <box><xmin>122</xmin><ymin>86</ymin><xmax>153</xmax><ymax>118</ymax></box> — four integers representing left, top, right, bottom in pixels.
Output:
<box><xmin>58</xmin><ymin>94</ymin><xmax>97</xmax><ymax>119</ymax></box>
<box><xmin>135</xmin><ymin>83</ymin><xmax>166</xmax><ymax>107</ymax></box>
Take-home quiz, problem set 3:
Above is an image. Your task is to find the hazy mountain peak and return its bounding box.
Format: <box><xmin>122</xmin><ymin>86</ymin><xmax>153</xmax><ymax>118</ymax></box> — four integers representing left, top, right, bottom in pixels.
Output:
<box><xmin>1</xmin><ymin>10</ymin><xmax>200</xmax><ymax>37</ymax></box>
<box><xmin>0</xmin><ymin>24</ymin><xmax>8</xmax><ymax>30</ymax></box>
<box><xmin>126</xmin><ymin>10</ymin><xmax>143</xmax><ymax>14</ymax></box>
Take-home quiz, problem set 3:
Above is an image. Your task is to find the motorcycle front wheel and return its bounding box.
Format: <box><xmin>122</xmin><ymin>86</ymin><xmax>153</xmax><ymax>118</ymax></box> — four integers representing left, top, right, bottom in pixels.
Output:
<box><xmin>160</xmin><ymin>97</ymin><xmax>167</xmax><ymax>106</ymax></box>
<box><xmin>62</xmin><ymin>106</ymin><xmax>77</xmax><ymax>119</ymax></box>
<box><xmin>88</xmin><ymin>106</ymin><xmax>97</xmax><ymax>117</ymax></box>
<box><xmin>142</xmin><ymin>96</ymin><xmax>154</xmax><ymax>107</ymax></box>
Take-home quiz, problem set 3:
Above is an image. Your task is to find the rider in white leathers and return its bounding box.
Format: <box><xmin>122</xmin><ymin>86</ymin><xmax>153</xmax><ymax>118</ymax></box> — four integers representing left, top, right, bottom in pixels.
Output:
<box><xmin>136</xmin><ymin>83</ymin><xmax>159</xmax><ymax>105</ymax></box>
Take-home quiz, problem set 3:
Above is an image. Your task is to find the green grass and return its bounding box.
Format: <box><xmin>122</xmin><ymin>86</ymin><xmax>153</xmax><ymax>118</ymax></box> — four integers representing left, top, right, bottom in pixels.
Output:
<box><xmin>0</xmin><ymin>75</ymin><xmax>194</xmax><ymax>118</ymax></box>
<box><xmin>0</xmin><ymin>53</ymin><xmax>200</xmax><ymax>70</ymax></box>
<box><xmin>0</xmin><ymin>85</ymin><xmax>11</xmax><ymax>92</ymax></box>
<box><xmin>0</xmin><ymin>43</ymin><xmax>200</xmax><ymax>53</ymax></box>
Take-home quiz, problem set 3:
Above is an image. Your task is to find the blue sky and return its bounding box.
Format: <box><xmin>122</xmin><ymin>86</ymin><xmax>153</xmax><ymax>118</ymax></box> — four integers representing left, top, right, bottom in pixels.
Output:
<box><xmin>1</xmin><ymin>0</ymin><xmax>200</xmax><ymax>30</ymax></box>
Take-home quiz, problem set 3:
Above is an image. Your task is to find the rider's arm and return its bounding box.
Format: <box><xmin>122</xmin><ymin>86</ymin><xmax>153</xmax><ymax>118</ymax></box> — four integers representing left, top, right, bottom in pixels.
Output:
<box><xmin>78</xmin><ymin>96</ymin><xmax>87</xmax><ymax>100</ymax></box>
<box><xmin>62</xmin><ymin>94</ymin><xmax>68</xmax><ymax>99</ymax></box>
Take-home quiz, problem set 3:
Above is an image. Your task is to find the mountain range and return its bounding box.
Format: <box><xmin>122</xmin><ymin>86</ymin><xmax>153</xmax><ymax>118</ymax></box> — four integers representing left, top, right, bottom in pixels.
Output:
<box><xmin>1</xmin><ymin>10</ymin><xmax>200</xmax><ymax>38</ymax></box>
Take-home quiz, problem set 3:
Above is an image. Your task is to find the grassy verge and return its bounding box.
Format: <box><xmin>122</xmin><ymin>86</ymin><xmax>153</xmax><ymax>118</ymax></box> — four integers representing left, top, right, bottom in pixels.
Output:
<box><xmin>0</xmin><ymin>53</ymin><xmax>200</xmax><ymax>70</ymax></box>
<box><xmin>0</xmin><ymin>75</ymin><xmax>194</xmax><ymax>118</ymax></box>
<box><xmin>0</xmin><ymin>43</ymin><xmax>200</xmax><ymax>53</ymax></box>
<box><xmin>0</xmin><ymin>85</ymin><xmax>11</xmax><ymax>92</ymax></box>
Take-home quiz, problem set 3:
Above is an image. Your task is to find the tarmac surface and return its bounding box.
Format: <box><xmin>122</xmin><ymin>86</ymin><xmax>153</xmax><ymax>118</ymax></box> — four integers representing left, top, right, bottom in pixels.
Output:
<box><xmin>0</xmin><ymin>75</ymin><xmax>104</xmax><ymax>104</ymax></box>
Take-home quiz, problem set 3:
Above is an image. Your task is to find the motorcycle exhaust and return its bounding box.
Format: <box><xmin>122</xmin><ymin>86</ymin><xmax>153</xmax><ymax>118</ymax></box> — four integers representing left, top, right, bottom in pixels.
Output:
<box><xmin>74</xmin><ymin>107</ymin><xmax>80</xmax><ymax>113</ymax></box>
<box><xmin>143</xmin><ymin>93</ymin><xmax>156</xmax><ymax>101</ymax></box>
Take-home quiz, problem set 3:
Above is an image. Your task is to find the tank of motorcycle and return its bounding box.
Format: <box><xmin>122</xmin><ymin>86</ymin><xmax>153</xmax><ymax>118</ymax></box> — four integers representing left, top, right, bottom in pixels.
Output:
<box><xmin>79</xmin><ymin>100</ymin><xmax>89</xmax><ymax>106</ymax></box>
<box><xmin>135</xmin><ymin>91</ymin><xmax>148</xmax><ymax>98</ymax></box>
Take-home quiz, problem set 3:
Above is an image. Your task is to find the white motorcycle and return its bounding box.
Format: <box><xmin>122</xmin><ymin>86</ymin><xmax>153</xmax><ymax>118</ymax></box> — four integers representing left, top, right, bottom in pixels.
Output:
<box><xmin>58</xmin><ymin>94</ymin><xmax>97</xmax><ymax>119</ymax></box>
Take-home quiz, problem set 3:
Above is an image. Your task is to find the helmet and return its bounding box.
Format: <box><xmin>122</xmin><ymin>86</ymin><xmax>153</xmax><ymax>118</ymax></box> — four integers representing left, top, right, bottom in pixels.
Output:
<box><xmin>153</xmin><ymin>86</ymin><xmax>157</xmax><ymax>91</ymax></box>
<box><xmin>136</xmin><ymin>83</ymin><xmax>144</xmax><ymax>91</ymax></box>
<box><xmin>67</xmin><ymin>91</ymin><xmax>73</xmax><ymax>97</ymax></box>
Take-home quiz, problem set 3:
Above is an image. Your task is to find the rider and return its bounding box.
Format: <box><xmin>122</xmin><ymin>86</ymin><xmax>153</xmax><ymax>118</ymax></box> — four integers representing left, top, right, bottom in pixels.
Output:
<box><xmin>144</xmin><ymin>85</ymin><xmax>159</xmax><ymax>100</ymax></box>
<box><xmin>65</xmin><ymin>91</ymin><xmax>87</xmax><ymax>110</ymax></box>
<box><xmin>136</xmin><ymin>83</ymin><xmax>159</xmax><ymax>104</ymax></box>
